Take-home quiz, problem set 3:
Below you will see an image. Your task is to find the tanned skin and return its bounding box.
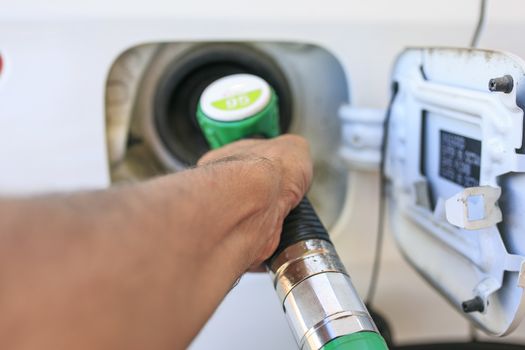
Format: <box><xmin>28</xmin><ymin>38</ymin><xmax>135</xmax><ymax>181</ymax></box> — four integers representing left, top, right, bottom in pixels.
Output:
<box><xmin>0</xmin><ymin>135</ymin><xmax>312</xmax><ymax>350</ymax></box>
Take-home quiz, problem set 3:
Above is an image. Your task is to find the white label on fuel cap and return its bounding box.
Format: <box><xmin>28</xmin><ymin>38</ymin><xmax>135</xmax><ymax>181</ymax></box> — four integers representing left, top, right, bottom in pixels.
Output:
<box><xmin>199</xmin><ymin>74</ymin><xmax>271</xmax><ymax>122</ymax></box>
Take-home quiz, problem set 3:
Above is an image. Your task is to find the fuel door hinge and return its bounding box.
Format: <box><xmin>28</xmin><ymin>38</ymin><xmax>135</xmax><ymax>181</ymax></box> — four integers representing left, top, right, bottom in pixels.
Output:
<box><xmin>338</xmin><ymin>105</ymin><xmax>386</xmax><ymax>171</ymax></box>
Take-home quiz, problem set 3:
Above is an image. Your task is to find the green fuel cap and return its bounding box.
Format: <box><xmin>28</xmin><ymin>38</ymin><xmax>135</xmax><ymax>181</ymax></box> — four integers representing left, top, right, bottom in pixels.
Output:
<box><xmin>321</xmin><ymin>332</ymin><xmax>388</xmax><ymax>350</ymax></box>
<box><xmin>196</xmin><ymin>74</ymin><xmax>280</xmax><ymax>149</ymax></box>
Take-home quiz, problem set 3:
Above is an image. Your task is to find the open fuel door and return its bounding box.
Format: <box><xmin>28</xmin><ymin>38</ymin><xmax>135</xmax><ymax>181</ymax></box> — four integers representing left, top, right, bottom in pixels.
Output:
<box><xmin>384</xmin><ymin>48</ymin><xmax>525</xmax><ymax>335</ymax></box>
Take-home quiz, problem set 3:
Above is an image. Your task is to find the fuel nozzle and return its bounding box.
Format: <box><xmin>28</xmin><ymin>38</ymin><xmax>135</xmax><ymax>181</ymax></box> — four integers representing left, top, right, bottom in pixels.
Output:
<box><xmin>268</xmin><ymin>198</ymin><xmax>386</xmax><ymax>350</ymax></box>
<box><xmin>196</xmin><ymin>74</ymin><xmax>280</xmax><ymax>147</ymax></box>
<box><xmin>197</xmin><ymin>74</ymin><xmax>388</xmax><ymax>350</ymax></box>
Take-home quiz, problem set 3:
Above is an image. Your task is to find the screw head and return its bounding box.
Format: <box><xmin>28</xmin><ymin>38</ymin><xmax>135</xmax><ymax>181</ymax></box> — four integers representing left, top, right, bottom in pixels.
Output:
<box><xmin>462</xmin><ymin>296</ymin><xmax>485</xmax><ymax>313</ymax></box>
<box><xmin>488</xmin><ymin>75</ymin><xmax>514</xmax><ymax>93</ymax></box>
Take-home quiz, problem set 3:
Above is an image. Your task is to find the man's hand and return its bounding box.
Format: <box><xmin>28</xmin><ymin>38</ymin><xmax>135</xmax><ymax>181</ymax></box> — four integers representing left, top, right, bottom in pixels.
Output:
<box><xmin>197</xmin><ymin>134</ymin><xmax>313</xmax><ymax>267</ymax></box>
<box><xmin>0</xmin><ymin>134</ymin><xmax>313</xmax><ymax>350</ymax></box>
